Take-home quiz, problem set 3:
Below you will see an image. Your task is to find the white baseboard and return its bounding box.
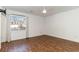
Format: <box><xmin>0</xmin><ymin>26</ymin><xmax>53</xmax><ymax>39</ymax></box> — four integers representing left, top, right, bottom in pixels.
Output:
<box><xmin>1</xmin><ymin>35</ymin><xmax>44</xmax><ymax>43</ymax></box>
<box><xmin>28</xmin><ymin>34</ymin><xmax>44</xmax><ymax>38</ymax></box>
<box><xmin>2</xmin><ymin>34</ymin><xmax>79</xmax><ymax>43</ymax></box>
<box><xmin>46</xmin><ymin>34</ymin><xmax>79</xmax><ymax>43</ymax></box>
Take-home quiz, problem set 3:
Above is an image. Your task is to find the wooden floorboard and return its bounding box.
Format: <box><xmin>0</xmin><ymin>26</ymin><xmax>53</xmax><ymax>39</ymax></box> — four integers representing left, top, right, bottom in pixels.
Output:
<box><xmin>1</xmin><ymin>35</ymin><xmax>79</xmax><ymax>52</ymax></box>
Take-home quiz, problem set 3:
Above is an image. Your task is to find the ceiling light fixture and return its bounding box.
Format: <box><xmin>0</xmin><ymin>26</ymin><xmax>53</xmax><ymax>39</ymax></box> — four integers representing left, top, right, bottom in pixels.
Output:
<box><xmin>42</xmin><ymin>7</ymin><xmax>47</xmax><ymax>14</ymax></box>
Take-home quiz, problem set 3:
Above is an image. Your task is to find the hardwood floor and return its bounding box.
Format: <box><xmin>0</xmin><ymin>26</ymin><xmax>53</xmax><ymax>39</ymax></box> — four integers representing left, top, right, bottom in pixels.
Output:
<box><xmin>1</xmin><ymin>35</ymin><xmax>79</xmax><ymax>52</ymax></box>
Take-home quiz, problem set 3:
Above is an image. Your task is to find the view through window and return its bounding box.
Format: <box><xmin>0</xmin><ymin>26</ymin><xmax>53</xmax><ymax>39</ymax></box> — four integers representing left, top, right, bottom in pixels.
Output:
<box><xmin>9</xmin><ymin>15</ymin><xmax>26</xmax><ymax>30</ymax></box>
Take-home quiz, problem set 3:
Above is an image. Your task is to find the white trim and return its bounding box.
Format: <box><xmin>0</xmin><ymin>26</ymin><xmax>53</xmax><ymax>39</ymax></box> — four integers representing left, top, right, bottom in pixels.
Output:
<box><xmin>46</xmin><ymin>34</ymin><xmax>79</xmax><ymax>43</ymax></box>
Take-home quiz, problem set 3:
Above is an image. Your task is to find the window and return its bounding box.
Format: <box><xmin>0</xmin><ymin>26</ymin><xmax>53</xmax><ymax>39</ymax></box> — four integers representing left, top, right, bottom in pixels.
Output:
<box><xmin>9</xmin><ymin>14</ymin><xmax>26</xmax><ymax>30</ymax></box>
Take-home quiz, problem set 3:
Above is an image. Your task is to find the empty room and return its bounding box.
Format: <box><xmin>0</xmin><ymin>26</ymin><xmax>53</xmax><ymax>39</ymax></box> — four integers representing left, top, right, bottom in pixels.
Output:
<box><xmin>0</xmin><ymin>6</ymin><xmax>79</xmax><ymax>52</ymax></box>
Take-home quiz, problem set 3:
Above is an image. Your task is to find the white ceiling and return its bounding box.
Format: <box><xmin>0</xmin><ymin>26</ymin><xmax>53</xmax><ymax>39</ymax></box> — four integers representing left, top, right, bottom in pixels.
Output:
<box><xmin>3</xmin><ymin>6</ymin><xmax>79</xmax><ymax>16</ymax></box>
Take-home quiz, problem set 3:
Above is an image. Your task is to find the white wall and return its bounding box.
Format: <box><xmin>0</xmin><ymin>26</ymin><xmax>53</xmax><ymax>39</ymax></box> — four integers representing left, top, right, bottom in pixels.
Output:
<box><xmin>28</xmin><ymin>15</ymin><xmax>44</xmax><ymax>37</ymax></box>
<box><xmin>0</xmin><ymin>13</ymin><xmax>1</xmax><ymax>48</ymax></box>
<box><xmin>1</xmin><ymin>14</ymin><xmax>7</xmax><ymax>42</ymax></box>
<box><xmin>0</xmin><ymin>13</ymin><xmax>1</xmax><ymax>41</ymax></box>
<box><xmin>0</xmin><ymin>6</ymin><xmax>7</xmax><ymax>42</ymax></box>
<box><xmin>5</xmin><ymin>10</ymin><xmax>44</xmax><ymax>41</ymax></box>
<box><xmin>0</xmin><ymin>6</ymin><xmax>7</xmax><ymax>48</ymax></box>
<box><xmin>45</xmin><ymin>8</ymin><xmax>79</xmax><ymax>42</ymax></box>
